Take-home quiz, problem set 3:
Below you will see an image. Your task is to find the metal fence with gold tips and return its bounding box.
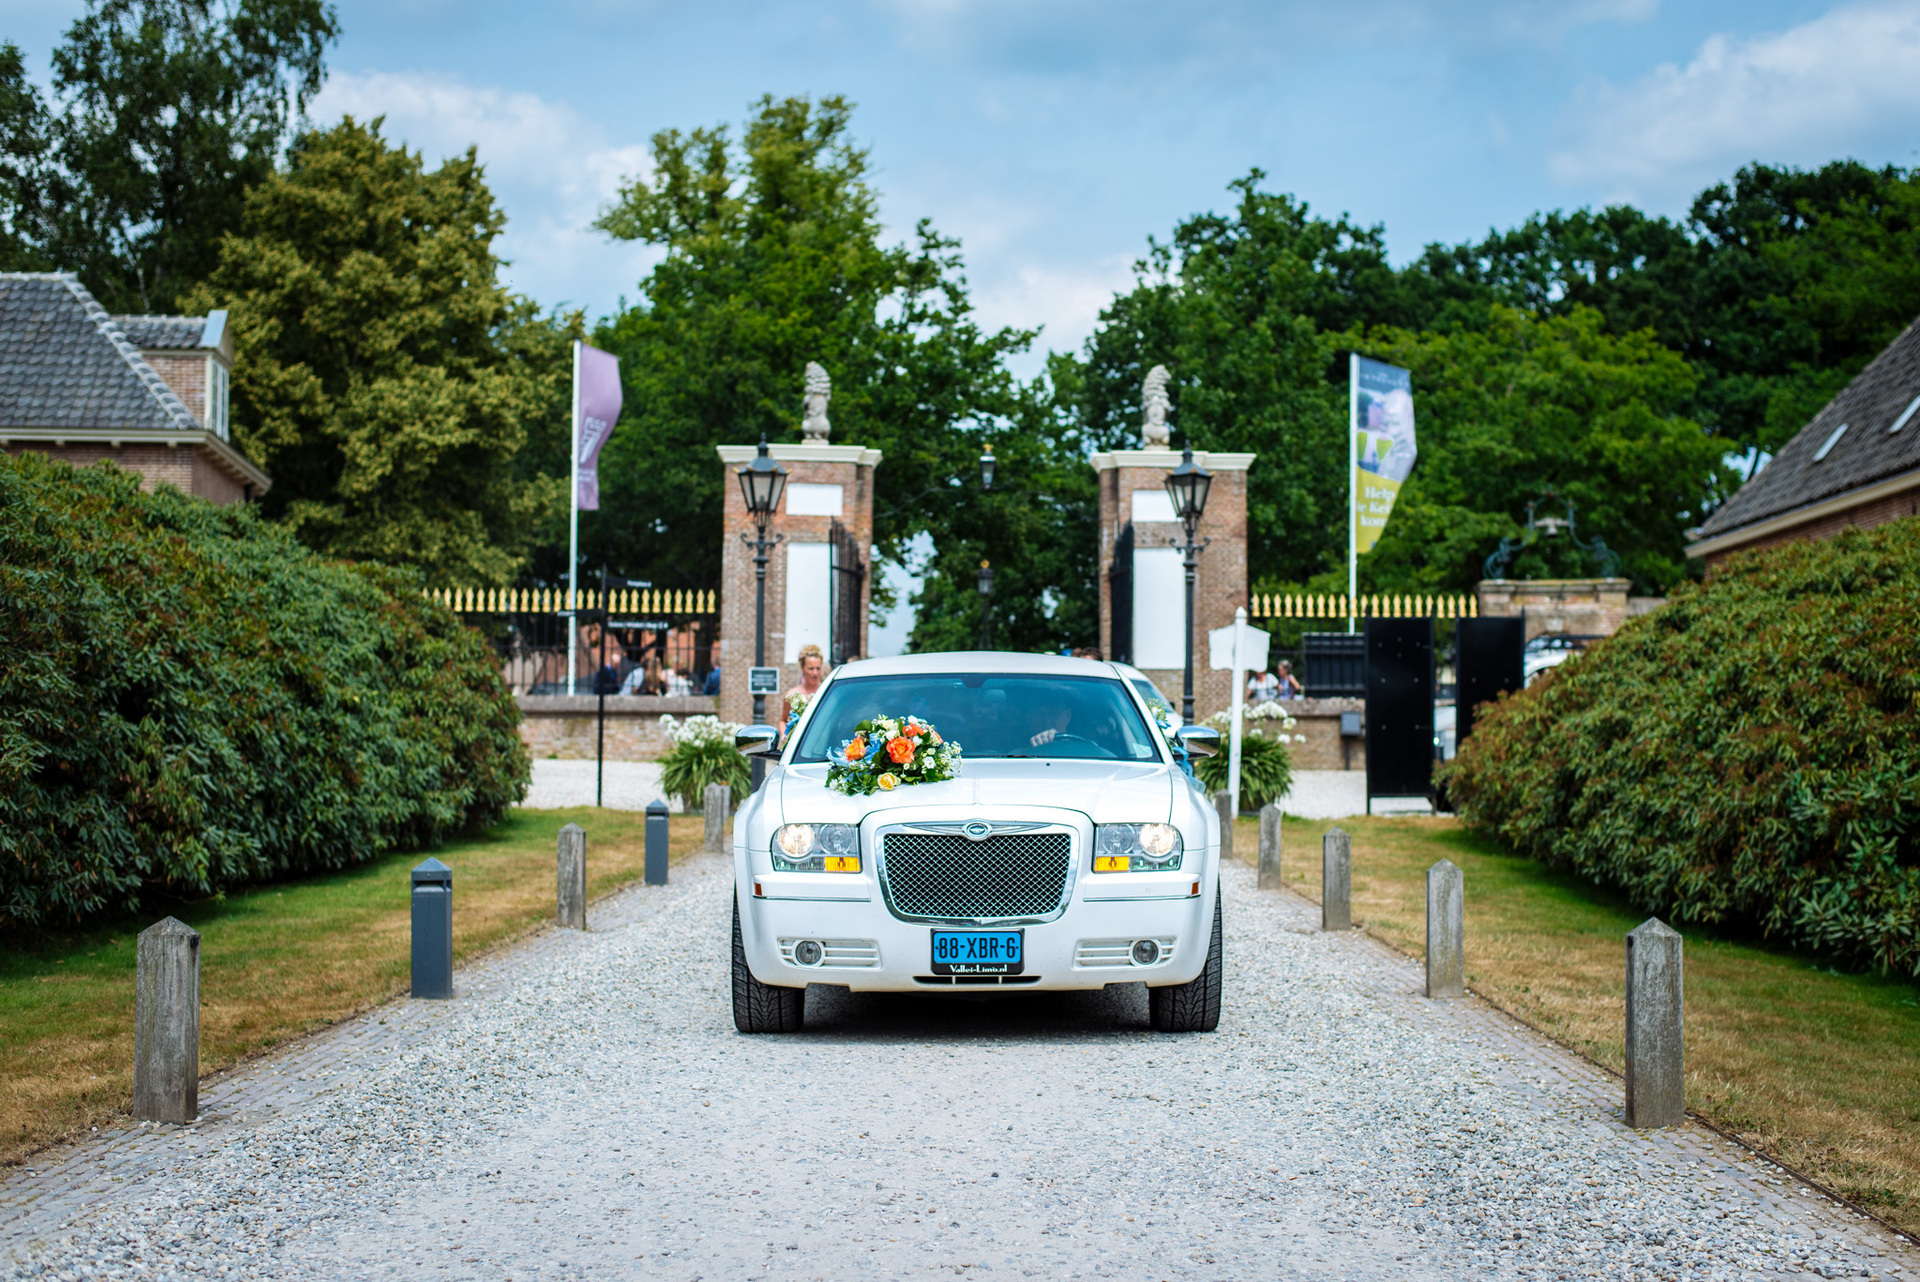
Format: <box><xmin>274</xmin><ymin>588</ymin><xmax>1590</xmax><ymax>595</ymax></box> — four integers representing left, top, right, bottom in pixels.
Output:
<box><xmin>424</xmin><ymin>587</ymin><xmax>719</xmax><ymax>616</ymax></box>
<box><xmin>1248</xmin><ymin>593</ymin><xmax>1477</xmax><ymax>620</ymax></box>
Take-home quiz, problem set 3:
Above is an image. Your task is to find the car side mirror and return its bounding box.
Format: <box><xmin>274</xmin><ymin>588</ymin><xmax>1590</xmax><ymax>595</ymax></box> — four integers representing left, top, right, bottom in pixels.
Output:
<box><xmin>1173</xmin><ymin>725</ymin><xmax>1221</xmax><ymax>758</ymax></box>
<box><xmin>734</xmin><ymin>725</ymin><xmax>781</xmax><ymax>758</ymax></box>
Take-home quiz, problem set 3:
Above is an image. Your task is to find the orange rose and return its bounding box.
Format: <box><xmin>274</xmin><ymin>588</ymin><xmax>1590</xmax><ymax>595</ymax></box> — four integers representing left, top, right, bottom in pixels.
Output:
<box><xmin>886</xmin><ymin>736</ymin><xmax>914</xmax><ymax>764</ymax></box>
<box><xmin>844</xmin><ymin>737</ymin><xmax>867</xmax><ymax>763</ymax></box>
<box><xmin>904</xmin><ymin>723</ymin><xmax>924</xmax><ymax>737</ymax></box>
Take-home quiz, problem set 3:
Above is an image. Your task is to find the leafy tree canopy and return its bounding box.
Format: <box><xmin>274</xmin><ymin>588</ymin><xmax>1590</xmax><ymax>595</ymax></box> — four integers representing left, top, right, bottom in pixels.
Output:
<box><xmin>0</xmin><ymin>0</ymin><xmax>339</xmax><ymax>312</ymax></box>
<box><xmin>590</xmin><ymin>95</ymin><xmax>1094</xmax><ymax>650</ymax></box>
<box><xmin>185</xmin><ymin>117</ymin><xmax>569</xmax><ymax>587</ymax></box>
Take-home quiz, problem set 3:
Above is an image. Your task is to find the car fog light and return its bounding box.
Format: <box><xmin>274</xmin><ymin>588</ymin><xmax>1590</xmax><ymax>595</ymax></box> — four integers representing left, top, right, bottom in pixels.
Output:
<box><xmin>793</xmin><ymin>939</ymin><xmax>824</xmax><ymax>966</ymax></box>
<box><xmin>1130</xmin><ymin>939</ymin><xmax>1161</xmax><ymax>965</ymax></box>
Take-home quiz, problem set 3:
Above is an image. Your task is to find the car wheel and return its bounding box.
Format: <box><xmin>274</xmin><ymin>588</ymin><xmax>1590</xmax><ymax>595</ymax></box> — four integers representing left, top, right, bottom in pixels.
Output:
<box><xmin>732</xmin><ymin>896</ymin><xmax>804</xmax><ymax>1033</ymax></box>
<box><xmin>1149</xmin><ymin>891</ymin><xmax>1222</xmax><ymax>1033</ymax></box>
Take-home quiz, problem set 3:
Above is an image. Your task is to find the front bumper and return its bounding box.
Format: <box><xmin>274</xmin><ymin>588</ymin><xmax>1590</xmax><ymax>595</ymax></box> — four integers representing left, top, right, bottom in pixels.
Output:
<box><xmin>736</xmin><ymin>876</ymin><xmax>1215</xmax><ymax>993</ymax></box>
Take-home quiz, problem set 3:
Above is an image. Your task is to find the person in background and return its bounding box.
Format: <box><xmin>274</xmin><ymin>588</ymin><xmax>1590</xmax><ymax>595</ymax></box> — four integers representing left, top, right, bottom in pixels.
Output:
<box><xmin>1247</xmin><ymin>665</ymin><xmax>1281</xmax><ymax>702</ymax></box>
<box><xmin>667</xmin><ymin>666</ymin><xmax>693</xmax><ymax>697</ymax></box>
<box><xmin>785</xmin><ymin>644</ymin><xmax>827</xmax><ymax>719</ymax></box>
<box><xmin>1276</xmin><ymin>660</ymin><xmax>1303</xmax><ymax>699</ymax></box>
<box><xmin>703</xmin><ymin>663</ymin><xmax>721</xmax><ymax>696</ymax></box>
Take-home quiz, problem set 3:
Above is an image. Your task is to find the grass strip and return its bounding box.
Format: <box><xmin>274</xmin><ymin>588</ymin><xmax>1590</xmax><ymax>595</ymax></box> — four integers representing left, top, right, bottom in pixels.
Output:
<box><xmin>1</xmin><ymin>809</ymin><xmax>707</xmax><ymax>1168</ymax></box>
<box><xmin>1234</xmin><ymin>813</ymin><xmax>1920</xmax><ymax>1237</ymax></box>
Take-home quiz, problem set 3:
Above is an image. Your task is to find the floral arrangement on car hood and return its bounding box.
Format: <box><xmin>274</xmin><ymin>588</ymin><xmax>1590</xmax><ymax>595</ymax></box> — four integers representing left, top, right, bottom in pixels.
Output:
<box><xmin>826</xmin><ymin>715</ymin><xmax>962</xmax><ymax>796</ymax></box>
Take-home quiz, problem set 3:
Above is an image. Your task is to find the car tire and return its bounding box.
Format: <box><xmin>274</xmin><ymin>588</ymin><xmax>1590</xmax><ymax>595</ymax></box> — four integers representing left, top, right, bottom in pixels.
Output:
<box><xmin>732</xmin><ymin>896</ymin><xmax>804</xmax><ymax>1033</ymax></box>
<box><xmin>1149</xmin><ymin>891</ymin><xmax>1222</xmax><ymax>1033</ymax></box>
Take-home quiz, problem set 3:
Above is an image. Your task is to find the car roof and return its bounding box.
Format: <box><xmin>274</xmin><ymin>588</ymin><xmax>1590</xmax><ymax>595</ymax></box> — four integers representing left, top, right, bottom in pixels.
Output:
<box><xmin>826</xmin><ymin>651</ymin><xmax>1124</xmax><ymax>680</ymax></box>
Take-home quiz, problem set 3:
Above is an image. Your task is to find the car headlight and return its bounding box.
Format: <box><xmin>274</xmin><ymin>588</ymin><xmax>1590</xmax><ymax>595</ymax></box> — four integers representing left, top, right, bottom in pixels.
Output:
<box><xmin>1092</xmin><ymin>823</ymin><xmax>1184</xmax><ymax>872</ymax></box>
<box><xmin>771</xmin><ymin>823</ymin><xmax>861</xmax><ymax>872</ymax></box>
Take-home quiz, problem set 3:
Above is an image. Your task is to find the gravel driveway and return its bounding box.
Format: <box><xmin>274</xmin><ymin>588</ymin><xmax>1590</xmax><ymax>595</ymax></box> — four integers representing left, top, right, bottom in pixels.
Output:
<box><xmin>4</xmin><ymin>849</ymin><xmax>1914</xmax><ymax>1280</ymax></box>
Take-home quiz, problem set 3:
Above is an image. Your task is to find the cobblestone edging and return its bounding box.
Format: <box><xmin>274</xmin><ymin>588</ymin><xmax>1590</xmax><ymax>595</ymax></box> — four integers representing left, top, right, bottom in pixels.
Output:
<box><xmin>3</xmin><ymin>853</ymin><xmax>1915</xmax><ymax>1280</ymax></box>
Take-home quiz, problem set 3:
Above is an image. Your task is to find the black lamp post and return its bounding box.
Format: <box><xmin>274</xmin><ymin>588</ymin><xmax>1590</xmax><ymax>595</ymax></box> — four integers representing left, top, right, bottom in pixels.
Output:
<box><xmin>1164</xmin><ymin>445</ymin><xmax>1212</xmax><ymax>723</ymax></box>
<box><xmin>978</xmin><ymin>442</ymin><xmax>995</xmax><ymax>490</ymax></box>
<box><xmin>976</xmin><ymin>559</ymin><xmax>995</xmax><ymax>650</ymax></box>
<box><xmin>736</xmin><ymin>436</ymin><xmax>787</xmax><ymax>785</ymax></box>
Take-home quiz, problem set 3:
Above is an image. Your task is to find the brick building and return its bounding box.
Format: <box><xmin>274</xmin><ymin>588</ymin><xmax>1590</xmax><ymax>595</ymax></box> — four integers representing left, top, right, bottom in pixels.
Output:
<box><xmin>714</xmin><ymin>441</ymin><xmax>880</xmax><ymax>725</ymax></box>
<box><xmin>1094</xmin><ymin>447</ymin><xmax>1257</xmax><ymax>718</ymax></box>
<box><xmin>0</xmin><ymin>272</ymin><xmax>268</xmax><ymax>504</ymax></box>
<box><xmin>1687</xmin><ymin>314</ymin><xmax>1920</xmax><ymax>566</ymax></box>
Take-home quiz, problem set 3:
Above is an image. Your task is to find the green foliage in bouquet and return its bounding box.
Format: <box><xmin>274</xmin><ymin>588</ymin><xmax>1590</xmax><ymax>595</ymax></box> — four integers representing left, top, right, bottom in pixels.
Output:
<box><xmin>1441</xmin><ymin>518</ymin><xmax>1920</xmax><ymax>975</ymax></box>
<box><xmin>1192</xmin><ymin>710</ymin><xmax>1297</xmax><ymax>812</ymax></box>
<box><xmin>657</xmin><ymin>715</ymin><xmax>750</xmax><ymax>810</ymax></box>
<box><xmin>0</xmin><ymin>452</ymin><xmax>529</xmax><ymax>927</ymax></box>
<box><xmin>826</xmin><ymin>716</ymin><xmax>961</xmax><ymax>797</ymax></box>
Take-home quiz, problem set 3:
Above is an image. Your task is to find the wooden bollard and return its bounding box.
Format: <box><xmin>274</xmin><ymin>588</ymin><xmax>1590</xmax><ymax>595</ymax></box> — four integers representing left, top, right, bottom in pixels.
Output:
<box><xmin>1626</xmin><ymin>918</ymin><xmax>1685</xmax><ymax>1128</ymax></box>
<box><xmin>1425</xmin><ymin>859</ymin><xmax>1464</xmax><ymax>998</ymax></box>
<box><xmin>1322</xmin><ymin>827</ymin><xmax>1351</xmax><ymax>931</ymax></box>
<box><xmin>1213</xmin><ymin>791</ymin><xmax>1234</xmax><ymax>861</ymax></box>
<box><xmin>557</xmin><ymin>823</ymin><xmax>586</xmax><ymax>929</ymax></box>
<box><xmin>703</xmin><ymin>783</ymin><xmax>731</xmax><ymax>853</ymax></box>
<box><xmin>1257</xmin><ymin>803</ymin><xmax>1282</xmax><ymax>890</ymax></box>
<box><xmin>133</xmin><ymin>917</ymin><xmax>201</xmax><ymax>1124</ymax></box>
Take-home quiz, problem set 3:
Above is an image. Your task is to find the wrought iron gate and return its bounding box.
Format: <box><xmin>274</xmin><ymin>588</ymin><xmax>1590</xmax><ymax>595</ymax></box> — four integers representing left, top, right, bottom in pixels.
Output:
<box><xmin>1108</xmin><ymin>523</ymin><xmax>1133</xmax><ymax>664</ymax></box>
<box><xmin>828</xmin><ymin>520</ymin><xmax>866</xmax><ymax>665</ymax></box>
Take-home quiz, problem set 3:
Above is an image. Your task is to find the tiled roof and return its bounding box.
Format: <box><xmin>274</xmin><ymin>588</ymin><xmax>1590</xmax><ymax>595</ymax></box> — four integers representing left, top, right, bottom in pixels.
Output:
<box><xmin>1699</xmin><ymin>315</ymin><xmax>1920</xmax><ymax>537</ymax></box>
<box><xmin>111</xmin><ymin>315</ymin><xmax>206</xmax><ymax>350</ymax></box>
<box><xmin>0</xmin><ymin>273</ymin><xmax>201</xmax><ymax>432</ymax></box>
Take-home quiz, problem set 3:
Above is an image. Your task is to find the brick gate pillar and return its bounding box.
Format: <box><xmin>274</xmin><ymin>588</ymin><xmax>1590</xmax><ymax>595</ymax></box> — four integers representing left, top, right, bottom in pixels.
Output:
<box><xmin>715</xmin><ymin>442</ymin><xmax>882</xmax><ymax>726</ymax></box>
<box><xmin>1094</xmin><ymin>447</ymin><xmax>1256</xmax><ymax>720</ymax></box>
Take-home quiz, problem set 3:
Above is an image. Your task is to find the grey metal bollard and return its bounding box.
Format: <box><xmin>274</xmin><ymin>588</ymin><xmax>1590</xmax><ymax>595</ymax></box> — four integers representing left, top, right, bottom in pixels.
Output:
<box><xmin>1257</xmin><ymin>803</ymin><xmax>1282</xmax><ymax>890</ymax></box>
<box><xmin>133</xmin><ymin>917</ymin><xmax>200</xmax><ymax>1124</ymax></box>
<box><xmin>1322</xmin><ymin>827</ymin><xmax>1352</xmax><ymax>931</ymax></box>
<box><xmin>1213</xmin><ymin>791</ymin><xmax>1234</xmax><ymax>861</ymax></box>
<box><xmin>703</xmin><ymin>782</ymin><xmax>731</xmax><ymax>853</ymax></box>
<box><xmin>1425</xmin><ymin>859</ymin><xmax>1465</xmax><ymax>998</ymax></box>
<box><xmin>556</xmin><ymin>823</ymin><xmax>586</xmax><ymax>930</ymax></box>
<box><xmin>1625</xmin><ymin>918</ymin><xmax>1685</xmax><ymax>1128</ymax></box>
<box><xmin>411</xmin><ymin>857</ymin><xmax>454</xmax><ymax>999</ymax></box>
<box><xmin>645</xmin><ymin>799</ymin><xmax>670</xmax><ymax>886</ymax></box>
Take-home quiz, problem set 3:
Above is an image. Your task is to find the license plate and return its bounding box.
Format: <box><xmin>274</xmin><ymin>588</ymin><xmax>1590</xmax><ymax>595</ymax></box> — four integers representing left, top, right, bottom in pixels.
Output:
<box><xmin>930</xmin><ymin>930</ymin><xmax>1024</xmax><ymax>976</ymax></box>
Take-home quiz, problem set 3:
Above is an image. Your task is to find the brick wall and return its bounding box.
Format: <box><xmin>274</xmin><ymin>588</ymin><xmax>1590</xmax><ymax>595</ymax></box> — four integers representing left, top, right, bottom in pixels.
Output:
<box><xmin>518</xmin><ymin>695</ymin><xmax>719</xmax><ymax>761</ymax></box>
<box><xmin>716</xmin><ymin>444</ymin><xmax>878</xmax><ymax>725</ymax></box>
<box><xmin>1094</xmin><ymin>450</ymin><xmax>1255</xmax><ymax>720</ymax></box>
<box><xmin>1703</xmin><ymin>489</ymin><xmax>1920</xmax><ymax>570</ymax></box>
<box><xmin>5</xmin><ymin>440</ymin><xmax>250</xmax><ymax>505</ymax></box>
<box><xmin>144</xmin><ymin>352</ymin><xmax>209</xmax><ymax>426</ymax></box>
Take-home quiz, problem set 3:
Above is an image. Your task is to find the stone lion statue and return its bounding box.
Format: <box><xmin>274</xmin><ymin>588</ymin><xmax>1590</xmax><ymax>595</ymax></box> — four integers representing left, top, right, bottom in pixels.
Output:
<box><xmin>1141</xmin><ymin>364</ymin><xmax>1172</xmax><ymax>449</ymax></box>
<box><xmin>802</xmin><ymin>361</ymin><xmax>832</xmax><ymax>442</ymax></box>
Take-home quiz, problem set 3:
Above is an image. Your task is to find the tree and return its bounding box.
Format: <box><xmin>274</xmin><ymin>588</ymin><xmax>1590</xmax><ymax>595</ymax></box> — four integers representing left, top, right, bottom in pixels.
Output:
<box><xmin>46</xmin><ymin>0</ymin><xmax>338</xmax><ymax>312</ymax></box>
<box><xmin>184</xmin><ymin>117</ymin><xmax>565</xmax><ymax>586</ymax></box>
<box><xmin>0</xmin><ymin>43</ymin><xmax>62</xmax><ymax>271</ymax></box>
<box><xmin>1352</xmin><ymin>306</ymin><xmax>1734</xmax><ymax>594</ymax></box>
<box><xmin>589</xmin><ymin>95</ymin><xmax>1033</xmax><ymax>611</ymax></box>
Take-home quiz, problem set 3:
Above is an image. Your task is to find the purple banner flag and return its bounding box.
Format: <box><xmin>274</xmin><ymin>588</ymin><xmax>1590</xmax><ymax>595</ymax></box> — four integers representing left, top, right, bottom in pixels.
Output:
<box><xmin>574</xmin><ymin>342</ymin><xmax>622</xmax><ymax>511</ymax></box>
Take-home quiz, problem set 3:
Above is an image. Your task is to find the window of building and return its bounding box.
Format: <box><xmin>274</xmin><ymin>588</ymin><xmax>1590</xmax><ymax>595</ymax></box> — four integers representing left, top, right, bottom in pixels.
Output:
<box><xmin>207</xmin><ymin>360</ymin><xmax>230</xmax><ymax>440</ymax></box>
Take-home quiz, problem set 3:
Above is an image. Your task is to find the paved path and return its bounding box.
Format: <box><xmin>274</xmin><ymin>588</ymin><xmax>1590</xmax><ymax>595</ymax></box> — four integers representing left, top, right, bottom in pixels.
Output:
<box><xmin>4</xmin><ymin>854</ymin><xmax>1914</xmax><ymax>1280</ymax></box>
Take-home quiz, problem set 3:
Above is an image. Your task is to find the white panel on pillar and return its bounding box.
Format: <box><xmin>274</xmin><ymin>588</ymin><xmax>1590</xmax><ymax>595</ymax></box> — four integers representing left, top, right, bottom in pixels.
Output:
<box><xmin>1132</xmin><ymin>547</ymin><xmax>1184</xmax><ymax>668</ymax></box>
<box><xmin>785</xmin><ymin>483</ymin><xmax>844</xmax><ymax>516</ymax></box>
<box><xmin>784</xmin><ymin>542</ymin><xmax>832</xmax><ymax>662</ymax></box>
<box><xmin>1130</xmin><ymin>490</ymin><xmax>1176</xmax><ymax>523</ymax></box>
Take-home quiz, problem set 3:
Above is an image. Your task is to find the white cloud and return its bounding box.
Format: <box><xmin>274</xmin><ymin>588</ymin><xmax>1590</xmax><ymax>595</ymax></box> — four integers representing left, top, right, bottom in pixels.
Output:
<box><xmin>971</xmin><ymin>255</ymin><xmax>1138</xmax><ymax>374</ymax></box>
<box><xmin>308</xmin><ymin>70</ymin><xmax>657</xmax><ymax>315</ymax></box>
<box><xmin>1550</xmin><ymin>1</ymin><xmax>1920</xmax><ymax>192</ymax></box>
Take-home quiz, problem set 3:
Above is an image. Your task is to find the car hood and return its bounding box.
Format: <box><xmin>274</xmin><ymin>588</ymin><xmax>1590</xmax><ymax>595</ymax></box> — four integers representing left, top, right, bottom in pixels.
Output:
<box><xmin>775</xmin><ymin>758</ymin><xmax>1176</xmax><ymax>824</ymax></box>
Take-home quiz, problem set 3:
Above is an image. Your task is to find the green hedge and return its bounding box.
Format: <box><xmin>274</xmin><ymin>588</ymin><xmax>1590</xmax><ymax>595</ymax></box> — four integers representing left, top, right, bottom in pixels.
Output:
<box><xmin>0</xmin><ymin>453</ymin><xmax>530</xmax><ymax>926</ymax></box>
<box><xmin>1441</xmin><ymin>518</ymin><xmax>1920</xmax><ymax>974</ymax></box>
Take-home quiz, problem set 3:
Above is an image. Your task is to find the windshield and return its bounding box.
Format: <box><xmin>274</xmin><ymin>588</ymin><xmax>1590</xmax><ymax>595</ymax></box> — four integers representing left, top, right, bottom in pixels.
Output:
<box><xmin>792</xmin><ymin>673</ymin><xmax>1163</xmax><ymax>763</ymax></box>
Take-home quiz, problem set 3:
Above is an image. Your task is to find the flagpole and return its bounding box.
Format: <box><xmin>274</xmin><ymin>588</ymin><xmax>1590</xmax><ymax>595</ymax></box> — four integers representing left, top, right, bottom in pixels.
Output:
<box><xmin>1347</xmin><ymin>352</ymin><xmax>1358</xmax><ymax>635</ymax></box>
<box><xmin>567</xmin><ymin>340</ymin><xmax>581</xmax><ymax>696</ymax></box>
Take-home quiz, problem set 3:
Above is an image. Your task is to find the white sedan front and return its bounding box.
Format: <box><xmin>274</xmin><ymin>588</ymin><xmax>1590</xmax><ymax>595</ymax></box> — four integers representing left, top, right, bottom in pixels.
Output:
<box><xmin>730</xmin><ymin>652</ymin><xmax>1224</xmax><ymax>1033</ymax></box>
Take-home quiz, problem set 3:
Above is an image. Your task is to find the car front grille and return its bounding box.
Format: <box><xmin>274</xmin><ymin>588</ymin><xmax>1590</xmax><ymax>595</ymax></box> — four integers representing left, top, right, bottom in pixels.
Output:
<box><xmin>879</xmin><ymin>830</ymin><xmax>1074</xmax><ymax>922</ymax></box>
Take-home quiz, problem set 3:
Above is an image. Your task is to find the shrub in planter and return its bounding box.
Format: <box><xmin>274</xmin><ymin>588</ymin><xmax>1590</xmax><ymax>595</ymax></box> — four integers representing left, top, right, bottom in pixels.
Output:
<box><xmin>0</xmin><ymin>453</ymin><xmax>530</xmax><ymax>926</ymax></box>
<box><xmin>657</xmin><ymin>714</ymin><xmax>750</xmax><ymax>810</ymax></box>
<box><xmin>1440</xmin><ymin>518</ymin><xmax>1920</xmax><ymax>974</ymax></box>
<box><xmin>1191</xmin><ymin>703</ymin><xmax>1299</xmax><ymax>811</ymax></box>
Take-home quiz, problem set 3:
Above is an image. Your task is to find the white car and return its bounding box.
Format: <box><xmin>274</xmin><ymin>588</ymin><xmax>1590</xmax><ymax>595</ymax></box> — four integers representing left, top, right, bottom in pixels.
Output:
<box><xmin>730</xmin><ymin>652</ymin><xmax>1225</xmax><ymax>1034</ymax></box>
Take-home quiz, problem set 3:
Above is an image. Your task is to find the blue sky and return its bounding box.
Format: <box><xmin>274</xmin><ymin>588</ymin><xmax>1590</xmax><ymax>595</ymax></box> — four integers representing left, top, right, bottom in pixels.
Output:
<box><xmin>10</xmin><ymin>0</ymin><xmax>1920</xmax><ymax>371</ymax></box>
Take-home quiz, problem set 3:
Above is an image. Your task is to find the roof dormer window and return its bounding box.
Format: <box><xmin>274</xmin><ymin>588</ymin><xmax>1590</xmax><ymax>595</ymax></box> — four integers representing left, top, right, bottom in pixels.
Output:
<box><xmin>1811</xmin><ymin>422</ymin><xmax>1848</xmax><ymax>462</ymax></box>
<box><xmin>207</xmin><ymin>358</ymin><xmax>230</xmax><ymax>441</ymax></box>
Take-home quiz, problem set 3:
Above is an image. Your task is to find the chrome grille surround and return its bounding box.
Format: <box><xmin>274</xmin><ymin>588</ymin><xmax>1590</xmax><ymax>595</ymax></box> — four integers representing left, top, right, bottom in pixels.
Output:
<box><xmin>877</xmin><ymin>824</ymin><xmax>1077</xmax><ymax>924</ymax></box>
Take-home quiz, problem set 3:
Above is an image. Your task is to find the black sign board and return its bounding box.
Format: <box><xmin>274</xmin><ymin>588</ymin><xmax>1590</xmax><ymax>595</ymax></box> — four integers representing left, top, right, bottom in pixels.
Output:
<box><xmin>1364</xmin><ymin>617</ymin><xmax>1434</xmax><ymax>808</ymax></box>
<box><xmin>747</xmin><ymin>666</ymin><xmax>781</xmax><ymax>696</ymax></box>
<box><xmin>1456</xmin><ymin>617</ymin><xmax>1525</xmax><ymax>747</ymax></box>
